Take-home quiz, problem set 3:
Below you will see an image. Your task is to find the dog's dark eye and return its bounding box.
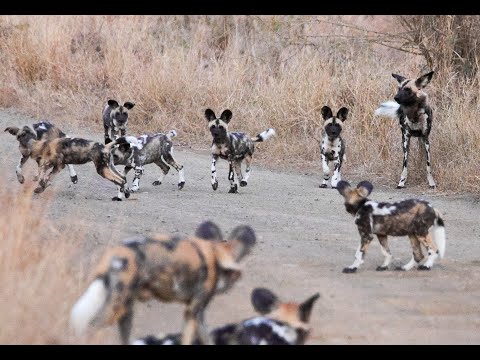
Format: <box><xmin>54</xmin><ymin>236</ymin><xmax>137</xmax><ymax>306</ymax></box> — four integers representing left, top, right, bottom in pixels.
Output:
<box><xmin>404</xmin><ymin>88</ymin><xmax>411</xmax><ymax>94</ymax></box>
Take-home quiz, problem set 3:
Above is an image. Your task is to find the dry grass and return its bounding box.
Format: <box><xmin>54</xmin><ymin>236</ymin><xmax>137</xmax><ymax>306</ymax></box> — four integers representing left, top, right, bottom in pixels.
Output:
<box><xmin>0</xmin><ymin>15</ymin><xmax>478</xmax><ymax>194</ymax></box>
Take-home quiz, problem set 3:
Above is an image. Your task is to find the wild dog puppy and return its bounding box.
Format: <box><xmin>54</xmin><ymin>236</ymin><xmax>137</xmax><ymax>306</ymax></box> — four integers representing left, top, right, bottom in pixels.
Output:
<box><xmin>205</xmin><ymin>108</ymin><xmax>276</xmax><ymax>193</ymax></box>
<box><xmin>319</xmin><ymin>106</ymin><xmax>348</xmax><ymax>189</ymax></box>
<box><xmin>103</xmin><ymin>99</ymin><xmax>135</xmax><ymax>144</ymax></box>
<box><xmin>375</xmin><ymin>71</ymin><xmax>436</xmax><ymax>189</ymax></box>
<box><xmin>32</xmin><ymin>136</ymin><xmax>129</xmax><ymax>200</ymax></box>
<box><xmin>336</xmin><ymin>180</ymin><xmax>446</xmax><ymax>273</ymax></box>
<box><xmin>5</xmin><ymin>122</ymin><xmax>78</xmax><ymax>185</ymax></box>
<box><xmin>111</xmin><ymin>130</ymin><xmax>185</xmax><ymax>193</ymax></box>
<box><xmin>70</xmin><ymin>221</ymin><xmax>256</xmax><ymax>345</ymax></box>
<box><xmin>132</xmin><ymin>287</ymin><xmax>320</xmax><ymax>345</ymax></box>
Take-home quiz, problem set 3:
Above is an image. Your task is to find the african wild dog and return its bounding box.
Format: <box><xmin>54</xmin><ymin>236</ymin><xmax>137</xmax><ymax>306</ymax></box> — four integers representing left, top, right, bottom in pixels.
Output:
<box><xmin>30</xmin><ymin>136</ymin><xmax>130</xmax><ymax>200</ymax></box>
<box><xmin>5</xmin><ymin>122</ymin><xmax>78</xmax><ymax>185</ymax></box>
<box><xmin>103</xmin><ymin>99</ymin><xmax>135</xmax><ymax>144</ymax></box>
<box><xmin>70</xmin><ymin>221</ymin><xmax>256</xmax><ymax>345</ymax></box>
<box><xmin>111</xmin><ymin>130</ymin><xmax>185</xmax><ymax>193</ymax></box>
<box><xmin>319</xmin><ymin>106</ymin><xmax>348</xmax><ymax>189</ymax></box>
<box><xmin>205</xmin><ymin>108</ymin><xmax>276</xmax><ymax>193</ymax></box>
<box><xmin>375</xmin><ymin>71</ymin><xmax>436</xmax><ymax>189</ymax></box>
<box><xmin>133</xmin><ymin>287</ymin><xmax>320</xmax><ymax>345</ymax></box>
<box><xmin>336</xmin><ymin>180</ymin><xmax>446</xmax><ymax>273</ymax></box>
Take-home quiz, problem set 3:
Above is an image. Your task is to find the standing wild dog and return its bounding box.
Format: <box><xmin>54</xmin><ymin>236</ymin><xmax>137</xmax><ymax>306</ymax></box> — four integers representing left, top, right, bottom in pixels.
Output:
<box><xmin>103</xmin><ymin>99</ymin><xmax>135</xmax><ymax>144</ymax></box>
<box><xmin>133</xmin><ymin>287</ymin><xmax>320</xmax><ymax>345</ymax></box>
<box><xmin>375</xmin><ymin>71</ymin><xmax>436</xmax><ymax>189</ymax></box>
<box><xmin>205</xmin><ymin>108</ymin><xmax>276</xmax><ymax>193</ymax></box>
<box><xmin>31</xmin><ymin>136</ymin><xmax>130</xmax><ymax>200</ymax></box>
<box><xmin>70</xmin><ymin>221</ymin><xmax>256</xmax><ymax>345</ymax></box>
<box><xmin>5</xmin><ymin>121</ymin><xmax>78</xmax><ymax>185</ymax></box>
<box><xmin>319</xmin><ymin>106</ymin><xmax>348</xmax><ymax>189</ymax></box>
<box><xmin>111</xmin><ymin>130</ymin><xmax>185</xmax><ymax>193</ymax></box>
<box><xmin>336</xmin><ymin>180</ymin><xmax>446</xmax><ymax>273</ymax></box>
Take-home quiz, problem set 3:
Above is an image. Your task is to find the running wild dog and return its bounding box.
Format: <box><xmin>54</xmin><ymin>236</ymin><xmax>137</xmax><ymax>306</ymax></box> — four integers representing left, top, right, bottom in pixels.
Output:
<box><xmin>205</xmin><ymin>108</ymin><xmax>276</xmax><ymax>193</ymax></box>
<box><xmin>133</xmin><ymin>288</ymin><xmax>320</xmax><ymax>345</ymax></box>
<box><xmin>70</xmin><ymin>221</ymin><xmax>256</xmax><ymax>345</ymax></box>
<box><xmin>103</xmin><ymin>99</ymin><xmax>135</xmax><ymax>144</ymax></box>
<box><xmin>30</xmin><ymin>136</ymin><xmax>130</xmax><ymax>199</ymax></box>
<box><xmin>319</xmin><ymin>106</ymin><xmax>348</xmax><ymax>189</ymax></box>
<box><xmin>336</xmin><ymin>180</ymin><xmax>446</xmax><ymax>273</ymax></box>
<box><xmin>5</xmin><ymin>122</ymin><xmax>78</xmax><ymax>185</ymax></box>
<box><xmin>111</xmin><ymin>130</ymin><xmax>185</xmax><ymax>193</ymax></box>
<box><xmin>375</xmin><ymin>71</ymin><xmax>436</xmax><ymax>189</ymax></box>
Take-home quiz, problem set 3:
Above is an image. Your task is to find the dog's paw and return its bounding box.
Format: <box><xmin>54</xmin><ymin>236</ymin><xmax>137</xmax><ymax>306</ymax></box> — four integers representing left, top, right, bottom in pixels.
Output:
<box><xmin>394</xmin><ymin>266</ymin><xmax>406</xmax><ymax>271</ymax></box>
<box><xmin>112</xmin><ymin>196</ymin><xmax>123</xmax><ymax>201</ymax></box>
<box><xmin>178</xmin><ymin>181</ymin><xmax>185</xmax><ymax>190</ymax></box>
<box><xmin>418</xmin><ymin>265</ymin><xmax>431</xmax><ymax>271</ymax></box>
<box><xmin>396</xmin><ymin>185</ymin><xmax>406</xmax><ymax>189</ymax></box>
<box><xmin>152</xmin><ymin>181</ymin><xmax>161</xmax><ymax>186</ymax></box>
<box><xmin>124</xmin><ymin>189</ymin><xmax>131</xmax><ymax>199</ymax></box>
<box><xmin>342</xmin><ymin>267</ymin><xmax>357</xmax><ymax>274</ymax></box>
<box><xmin>240</xmin><ymin>180</ymin><xmax>248</xmax><ymax>187</ymax></box>
<box><xmin>71</xmin><ymin>175</ymin><xmax>78</xmax><ymax>184</ymax></box>
<box><xmin>17</xmin><ymin>175</ymin><xmax>25</xmax><ymax>184</ymax></box>
<box><xmin>228</xmin><ymin>184</ymin><xmax>238</xmax><ymax>193</ymax></box>
<box><xmin>376</xmin><ymin>266</ymin><xmax>388</xmax><ymax>271</ymax></box>
<box><xmin>319</xmin><ymin>184</ymin><xmax>327</xmax><ymax>188</ymax></box>
<box><xmin>429</xmin><ymin>185</ymin><xmax>436</xmax><ymax>190</ymax></box>
<box><xmin>34</xmin><ymin>186</ymin><xmax>45</xmax><ymax>194</ymax></box>
<box><xmin>212</xmin><ymin>181</ymin><xmax>218</xmax><ymax>191</ymax></box>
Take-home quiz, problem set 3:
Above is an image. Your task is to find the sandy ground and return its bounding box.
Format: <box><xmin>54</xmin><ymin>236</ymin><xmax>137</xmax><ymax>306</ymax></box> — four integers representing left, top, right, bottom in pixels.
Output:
<box><xmin>1</xmin><ymin>109</ymin><xmax>480</xmax><ymax>345</ymax></box>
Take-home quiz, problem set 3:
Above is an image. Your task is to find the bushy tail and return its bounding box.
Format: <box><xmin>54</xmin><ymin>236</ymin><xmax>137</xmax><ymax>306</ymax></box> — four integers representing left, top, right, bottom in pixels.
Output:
<box><xmin>251</xmin><ymin>128</ymin><xmax>276</xmax><ymax>142</ymax></box>
<box><xmin>374</xmin><ymin>101</ymin><xmax>400</xmax><ymax>119</ymax></box>
<box><xmin>70</xmin><ymin>279</ymin><xmax>108</xmax><ymax>336</ymax></box>
<box><xmin>167</xmin><ymin>130</ymin><xmax>177</xmax><ymax>140</ymax></box>
<box><xmin>432</xmin><ymin>209</ymin><xmax>446</xmax><ymax>259</ymax></box>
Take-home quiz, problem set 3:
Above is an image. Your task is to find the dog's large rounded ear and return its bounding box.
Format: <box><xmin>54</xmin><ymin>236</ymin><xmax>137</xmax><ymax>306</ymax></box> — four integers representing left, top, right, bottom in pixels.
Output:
<box><xmin>4</xmin><ymin>127</ymin><xmax>19</xmax><ymax>136</ymax></box>
<box><xmin>227</xmin><ymin>225</ymin><xmax>256</xmax><ymax>261</ymax></box>
<box><xmin>251</xmin><ymin>288</ymin><xmax>279</xmax><ymax>315</ymax></box>
<box><xmin>220</xmin><ymin>109</ymin><xmax>233</xmax><ymax>123</ymax></box>
<box><xmin>415</xmin><ymin>71</ymin><xmax>434</xmax><ymax>89</ymax></box>
<box><xmin>195</xmin><ymin>220</ymin><xmax>223</xmax><ymax>242</ymax></box>
<box><xmin>356</xmin><ymin>180</ymin><xmax>373</xmax><ymax>197</ymax></box>
<box><xmin>123</xmin><ymin>102</ymin><xmax>135</xmax><ymax>110</ymax></box>
<box><xmin>321</xmin><ymin>106</ymin><xmax>333</xmax><ymax>121</ymax></box>
<box><xmin>392</xmin><ymin>74</ymin><xmax>406</xmax><ymax>84</ymax></box>
<box><xmin>205</xmin><ymin>108</ymin><xmax>216</xmax><ymax>121</ymax></box>
<box><xmin>336</xmin><ymin>107</ymin><xmax>348</xmax><ymax>122</ymax></box>
<box><xmin>298</xmin><ymin>293</ymin><xmax>320</xmax><ymax>323</ymax></box>
<box><xmin>108</xmin><ymin>100</ymin><xmax>119</xmax><ymax>109</ymax></box>
<box><xmin>336</xmin><ymin>180</ymin><xmax>351</xmax><ymax>196</ymax></box>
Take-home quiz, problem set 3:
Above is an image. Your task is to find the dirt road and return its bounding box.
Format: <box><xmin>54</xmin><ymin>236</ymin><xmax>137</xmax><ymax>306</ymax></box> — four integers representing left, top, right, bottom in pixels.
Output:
<box><xmin>2</xmin><ymin>109</ymin><xmax>480</xmax><ymax>344</ymax></box>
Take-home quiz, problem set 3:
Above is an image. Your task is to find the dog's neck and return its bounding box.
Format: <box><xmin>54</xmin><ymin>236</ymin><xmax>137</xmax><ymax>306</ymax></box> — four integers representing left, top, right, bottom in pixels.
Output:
<box><xmin>212</xmin><ymin>133</ymin><xmax>230</xmax><ymax>147</ymax></box>
<box><xmin>400</xmin><ymin>97</ymin><xmax>429</xmax><ymax>123</ymax></box>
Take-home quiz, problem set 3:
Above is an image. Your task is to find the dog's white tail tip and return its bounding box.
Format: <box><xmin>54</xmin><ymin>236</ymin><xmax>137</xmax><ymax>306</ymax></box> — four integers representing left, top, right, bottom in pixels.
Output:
<box><xmin>374</xmin><ymin>101</ymin><xmax>400</xmax><ymax>118</ymax></box>
<box><xmin>432</xmin><ymin>216</ymin><xmax>446</xmax><ymax>259</ymax></box>
<box><xmin>167</xmin><ymin>130</ymin><xmax>177</xmax><ymax>139</ymax></box>
<box><xmin>70</xmin><ymin>279</ymin><xmax>108</xmax><ymax>336</ymax></box>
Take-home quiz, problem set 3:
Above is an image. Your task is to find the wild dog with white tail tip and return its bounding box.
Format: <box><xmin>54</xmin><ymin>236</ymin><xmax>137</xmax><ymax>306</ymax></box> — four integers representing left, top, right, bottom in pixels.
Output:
<box><xmin>205</xmin><ymin>108</ymin><xmax>276</xmax><ymax>193</ymax></box>
<box><xmin>133</xmin><ymin>287</ymin><xmax>320</xmax><ymax>345</ymax></box>
<box><xmin>70</xmin><ymin>221</ymin><xmax>256</xmax><ymax>345</ymax></box>
<box><xmin>5</xmin><ymin>121</ymin><xmax>78</xmax><ymax>185</ymax></box>
<box><xmin>111</xmin><ymin>130</ymin><xmax>185</xmax><ymax>193</ymax></box>
<box><xmin>336</xmin><ymin>180</ymin><xmax>446</xmax><ymax>273</ymax></box>
<box><xmin>319</xmin><ymin>106</ymin><xmax>348</xmax><ymax>189</ymax></box>
<box><xmin>103</xmin><ymin>99</ymin><xmax>135</xmax><ymax>144</ymax></box>
<box><xmin>374</xmin><ymin>71</ymin><xmax>436</xmax><ymax>189</ymax></box>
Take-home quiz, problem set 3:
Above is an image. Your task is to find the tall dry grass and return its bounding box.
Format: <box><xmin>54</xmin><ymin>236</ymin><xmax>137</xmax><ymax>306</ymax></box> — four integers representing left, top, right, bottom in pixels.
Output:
<box><xmin>0</xmin><ymin>15</ymin><xmax>478</xmax><ymax>193</ymax></box>
<box><xmin>0</xmin><ymin>180</ymin><xmax>110</xmax><ymax>344</ymax></box>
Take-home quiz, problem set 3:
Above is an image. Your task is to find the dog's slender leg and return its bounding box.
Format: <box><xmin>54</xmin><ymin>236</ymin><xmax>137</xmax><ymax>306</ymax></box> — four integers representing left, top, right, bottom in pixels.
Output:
<box><xmin>398</xmin><ymin>235</ymin><xmax>423</xmax><ymax>270</ymax></box>
<box><xmin>181</xmin><ymin>307</ymin><xmax>198</xmax><ymax>345</ymax></box>
<box><xmin>152</xmin><ymin>160</ymin><xmax>169</xmax><ymax>186</ymax></box>
<box><xmin>228</xmin><ymin>161</ymin><xmax>238</xmax><ymax>193</ymax></box>
<box><xmin>104</xmin><ymin>125</ymin><xmax>112</xmax><ymax>144</ymax></box>
<box><xmin>319</xmin><ymin>154</ymin><xmax>329</xmax><ymax>188</ymax></box>
<box><xmin>240</xmin><ymin>154</ymin><xmax>252</xmax><ymax>187</ymax></box>
<box><xmin>195</xmin><ymin>310</ymin><xmax>213</xmax><ymax>345</ymax></box>
<box><xmin>162</xmin><ymin>153</ymin><xmax>185</xmax><ymax>190</ymax></box>
<box><xmin>417</xmin><ymin>234</ymin><xmax>439</xmax><ymax>270</ymax></box>
<box><xmin>397</xmin><ymin>131</ymin><xmax>411</xmax><ymax>188</ymax></box>
<box><xmin>35</xmin><ymin>164</ymin><xmax>63</xmax><ymax>193</ymax></box>
<box><xmin>67</xmin><ymin>164</ymin><xmax>78</xmax><ymax>184</ymax></box>
<box><xmin>120</xmin><ymin>128</ymin><xmax>126</xmax><ymax>138</ymax></box>
<box><xmin>129</xmin><ymin>166</ymin><xmax>144</xmax><ymax>193</ymax></box>
<box><xmin>376</xmin><ymin>235</ymin><xmax>392</xmax><ymax>271</ymax></box>
<box><xmin>233</xmin><ymin>160</ymin><xmax>243</xmax><ymax>188</ymax></box>
<box><xmin>16</xmin><ymin>155</ymin><xmax>29</xmax><ymax>184</ymax></box>
<box><xmin>211</xmin><ymin>154</ymin><xmax>219</xmax><ymax>191</ymax></box>
<box><xmin>118</xmin><ymin>310</ymin><xmax>133</xmax><ymax>345</ymax></box>
<box><xmin>343</xmin><ymin>233</ymin><xmax>373</xmax><ymax>273</ymax></box>
<box><xmin>421</xmin><ymin>137</ymin><xmax>436</xmax><ymax>189</ymax></box>
<box><xmin>331</xmin><ymin>156</ymin><xmax>343</xmax><ymax>188</ymax></box>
